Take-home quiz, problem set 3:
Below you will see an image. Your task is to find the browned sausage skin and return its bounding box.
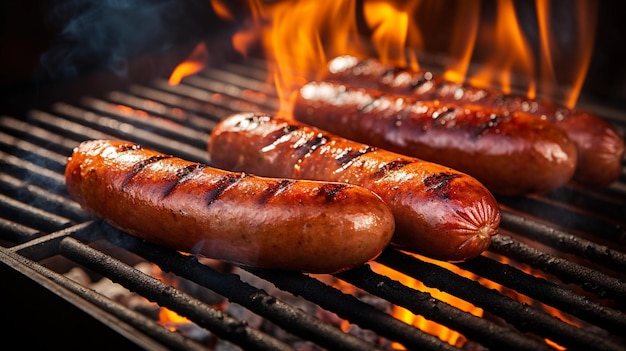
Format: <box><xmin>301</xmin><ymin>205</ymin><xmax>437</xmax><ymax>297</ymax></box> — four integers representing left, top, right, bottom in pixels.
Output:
<box><xmin>325</xmin><ymin>55</ymin><xmax>624</xmax><ymax>187</ymax></box>
<box><xmin>65</xmin><ymin>140</ymin><xmax>395</xmax><ymax>273</ymax></box>
<box><xmin>209</xmin><ymin>113</ymin><xmax>502</xmax><ymax>262</ymax></box>
<box><xmin>293</xmin><ymin>81</ymin><xmax>578</xmax><ymax>196</ymax></box>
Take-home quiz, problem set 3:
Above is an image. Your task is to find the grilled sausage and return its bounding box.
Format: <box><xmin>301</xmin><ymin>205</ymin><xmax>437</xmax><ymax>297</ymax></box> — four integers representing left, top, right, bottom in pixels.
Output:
<box><xmin>293</xmin><ymin>81</ymin><xmax>578</xmax><ymax>196</ymax></box>
<box><xmin>324</xmin><ymin>55</ymin><xmax>625</xmax><ymax>187</ymax></box>
<box><xmin>65</xmin><ymin>139</ymin><xmax>395</xmax><ymax>273</ymax></box>
<box><xmin>209</xmin><ymin>113</ymin><xmax>502</xmax><ymax>261</ymax></box>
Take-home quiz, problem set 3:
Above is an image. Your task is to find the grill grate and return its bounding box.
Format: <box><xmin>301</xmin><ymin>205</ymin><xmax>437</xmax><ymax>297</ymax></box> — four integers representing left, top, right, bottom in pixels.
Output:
<box><xmin>1</xmin><ymin>56</ymin><xmax>626</xmax><ymax>351</ymax></box>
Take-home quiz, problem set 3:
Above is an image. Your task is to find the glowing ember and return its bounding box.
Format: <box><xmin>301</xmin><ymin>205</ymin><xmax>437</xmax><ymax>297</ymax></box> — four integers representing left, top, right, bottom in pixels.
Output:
<box><xmin>159</xmin><ymin>307</ymin><xmax>192</xmax><ymax>331</ymax></box>
<box><xmin>370</xmin><ymin>260</ymin><xmax>482</xmax><ymax>347</ymax></box>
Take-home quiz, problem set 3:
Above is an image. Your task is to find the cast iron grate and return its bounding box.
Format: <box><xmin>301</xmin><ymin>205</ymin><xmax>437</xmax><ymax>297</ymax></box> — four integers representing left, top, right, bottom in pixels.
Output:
<box><xmin>1</xmin><ymin>57</ymin><xmax>625</xmax><ymax>351</ymax></box>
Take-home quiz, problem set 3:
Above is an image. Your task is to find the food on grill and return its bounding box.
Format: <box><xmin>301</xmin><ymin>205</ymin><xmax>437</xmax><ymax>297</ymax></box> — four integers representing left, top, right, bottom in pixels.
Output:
<box><xmin>293</xmin><ymin>81</ymin><xmax>578</xmax><ymax>196</ymax></box>
<box><xmin>209</xmin><ymin>112</ymin><xmax>502</xmax><ymax>261</ymax></box>
<box><xmin>324</xmin><ymin>55</ymin><xmax>625</xmax><ymax>187</ymax></box>
<box><xmin>65</xmin><ymin>139</ymin><xmax>395</xmax><ymax>273</ymax></box>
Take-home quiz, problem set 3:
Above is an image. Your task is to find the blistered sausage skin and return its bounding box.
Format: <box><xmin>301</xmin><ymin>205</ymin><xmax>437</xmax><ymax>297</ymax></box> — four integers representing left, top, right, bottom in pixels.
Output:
<box><xmin>65</xmin><ymin>140</ymin><xmax>395</xmax><ymax>273</ymax></box>
<box><xmin>209</xmin><ymin>113</ymin><xmax>502</xmax><ymax>262</ymax></box>
<box><xmin>293</xmin><ymin>81</ymin><xmax>578</xmax><ymax>196</ymax></box>
<box><xmin>325</xmin><ymin>55</ymin><xmax>625</xmax><ymax>187</ymax></box>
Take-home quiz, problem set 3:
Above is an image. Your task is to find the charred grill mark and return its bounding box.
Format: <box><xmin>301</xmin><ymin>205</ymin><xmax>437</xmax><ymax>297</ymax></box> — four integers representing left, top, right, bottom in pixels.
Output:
<box><xmin>117</xmin><ymin>143</ymin><xmax>143</xmax><ymax>153</ymax></box>
<box><xmin>357</xmin><ymin>98</ymin><xmax>376</xmax><ymax>112</ymax></box>
<box><xmin>261</xmin><ymin>124</ymin><xmax>304</xmax><ymax>153</ymax></box>
<box><xmin>472</xmin><ymin>114</ymin><xmax>506</xmax><ymax>138</ymax></box>
<box><xmin>431</xmin><ymin>107</ymin><xmax>457</xmax><ymax>124</ymax></box>
<box><xmin>258</xmin><ymin>179</ymin><xmax>296</xmax><ymax>204</ymax></box>
<box><xmin>372</xmin><ymin>160</ymin><xmax>412</xmax><ymax>179</ymax></box>
<box><xmin>161</xmin><ymin>163</ymin><xmax>207</xmax><ymax>197</ymax></box>
<box><xmin>205</xmin><ymin>173</ymin><xmax>248</xmax><ymax>205</ymax></box>
<box><xmin>284</xmin><ymin>125</ymin><xmax>301</xmax><ymax>134</ymax></box>
<box><xmin>336</xmin><ymin>146</ymin><xmax>377</xmax><ymax>167</ymax></box>
<box><xmin>409</xmin><ymin>72</ymin><xmax>433</xmax><ymax>90</ymax></box>
<box><xmin>233</xmin><ymin>113</ymin><xmax>269</xmax><ymax>131</ymax></box>
<box><xmin>293</xmin><ymin>133</ymin><xmax>329</xmax><ymax>160</ymax></box>
<box><xmin>265</xmin><ymin>124</ymin><xmax>301</xmax><ymax>146</ymax></box>
<box><xmin>263</xmin><ymin>121</ymin><xmax>302</xmax><ymax>139</ymax></box>
<box><xmin>317</xmin><ymin>183</ymin><xmax>350</xmax><ymax>202</ymax></box>
<box><xmin>423</xmin><ymin>172</ymin><xmax>461</xmax><ymax>199</ymax></box>
<box><xmin>122</xmin><ymin>155</ymin><xmax>173</xmax><ymax>188</ymax></box>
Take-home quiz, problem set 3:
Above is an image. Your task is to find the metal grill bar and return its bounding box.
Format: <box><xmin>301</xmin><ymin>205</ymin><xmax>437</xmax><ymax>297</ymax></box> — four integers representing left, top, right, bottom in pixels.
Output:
<box><xmin>376</xmin><ymin>249</ymin><xmax>624</xmax><ymax>351</ymax></box>
<box><xmin>490</xmin><ymin>235</ymin><xmax>626</xmax><ymax>301</ymax></box>
<box><xmin>543</xmin><ymin>184</ymin><xmax>626</xmax><ymax>219</ymax></box>
<box><xmin>56</xmin><ymin>236</ymin><xmax>297</xmax><ymax>351</ymax></box>
<box><xmin>0</xmin><ymin>193</ymin><xmax>71</xmax><ymax>233</ymax></box>
<box><xmin>1</xmin><ymin>223</ymin><xmax>205</xmax><ymax>351</ymax></box>
<box><xmin>0</xmin><ymin>173</ymin><xmax>89</xmax><ymax>223</ymax></box>
<box><xmin>83</xmin><ymin>223</ymin><xmax>384</xmax><ymax>351</ymax></box>
<box><xmin>455</xmin><ymin>255</ymin><xmax>626</xmax><ymax>334</ymax></box>
<box><xmin>0</xmin><ymin>150</ymin><xmax>66</xmax><ymax>188</ymax></box>
<box><xmin>244</xmin><ymin>267</ymin><xmax>458</xmax><ymax>351</ymax></box>
<box><xmin>499</xmin><ymin>210</ymin><xmax>626</xmax><ymax>272</ymax></box>
<box><xmin>335</xmin><ymin>265</ymin><xmax>554</xmax><ymax>351</ymax></box>
<box><xmin>498</xmin><ymin>196</ymin><xmax>625</xmax><ymax>243</ymax></box>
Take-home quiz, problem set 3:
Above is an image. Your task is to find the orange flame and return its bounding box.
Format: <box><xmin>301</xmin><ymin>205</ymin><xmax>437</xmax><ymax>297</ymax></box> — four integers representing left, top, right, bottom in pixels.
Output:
<box><xmin>465</xmin><ymin>0</ymin><xmax>537</xmax><ymax>97</ymax></box>
<box><xmin>370</xmin><ymin>260</ymin><xmax>482</xmax><ymax>347</ymax></box>
<box><xmin>216</xmin><ymin>0</ymin><xmax>596</xmax><ymax>112</ymax></box>
<box><xmin>168</xmin><ymin>42</ymin><xmax>209</xmax><ymax>86</ymax></box>
<box><xmin>535</xmin><ymin>0</ymin><xmax>598</xmax><ymax>107</ymax></box>
<box><xmin>151</xmin><ymin>265</ymin><xmax>194</xmax><ymax>331</ymax></box>
<box><xmin>363</xmin><ymin>1</ymin><xmax>420</xmax><ymax>69</ymax></box>
<box><xmin>451</xmin><ymin>0</ymin><xmax>598</xmax><ymax>106</ymax></box>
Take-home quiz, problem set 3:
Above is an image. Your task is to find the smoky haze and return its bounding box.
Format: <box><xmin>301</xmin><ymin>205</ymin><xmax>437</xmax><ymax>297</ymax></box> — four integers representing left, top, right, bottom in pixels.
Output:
<box><xmin>39</xmin><ymin>0</ymin><xmax>215</xmax><ymax>80</ymax></box>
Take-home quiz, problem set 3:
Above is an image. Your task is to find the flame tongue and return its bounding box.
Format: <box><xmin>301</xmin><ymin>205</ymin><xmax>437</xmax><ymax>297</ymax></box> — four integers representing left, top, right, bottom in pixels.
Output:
<box><xmin>210</xmin><ymin>0</ymin><xmax>597</xmax><ymax>114</ymax></box>
<box><xmin>168</xmin><ymin>42</ymin><xmax>209</xmax><ymax>86</ymax></box>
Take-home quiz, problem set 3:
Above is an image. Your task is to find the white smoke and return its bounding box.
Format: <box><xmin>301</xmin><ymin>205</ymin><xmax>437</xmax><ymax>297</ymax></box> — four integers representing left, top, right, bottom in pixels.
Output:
<box><xmin>39</xmin><ymin>0</ymin><xmax>209</xmax><ymax>80</ymax></box>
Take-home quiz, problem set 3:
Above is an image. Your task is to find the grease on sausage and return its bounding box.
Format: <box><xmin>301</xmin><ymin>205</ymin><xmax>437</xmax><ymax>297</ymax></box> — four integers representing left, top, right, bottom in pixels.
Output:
<box><xmin>65</xmin><ymin>139</ymin><xmax>395</xmax><ymax>273</ymax></box>
<box><xmin>293</xmin><ymin>81</ymin><xmax>578</xmax><ymax>196</ymax></box>
<box><xmin>324</xmin><ymin>55</ymin><xmax>624</xmax><ymax>187</ymax></box>
<box><xmin>209</xmin><ymin>113</ymin><xmax>502</xmax><ymax>261</ymax></box>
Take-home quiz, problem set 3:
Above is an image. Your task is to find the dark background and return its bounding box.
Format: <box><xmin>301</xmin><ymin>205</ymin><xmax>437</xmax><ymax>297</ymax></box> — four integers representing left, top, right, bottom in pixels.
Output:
<box><xmin>0</xmin><ymin>0</ymin><xmax>235</xmax><ymax>115</ymax></box>
<box><xmin>1</xmin><ymin>0</ymin><xmax>625</xmax><ymax>115</ymax></box>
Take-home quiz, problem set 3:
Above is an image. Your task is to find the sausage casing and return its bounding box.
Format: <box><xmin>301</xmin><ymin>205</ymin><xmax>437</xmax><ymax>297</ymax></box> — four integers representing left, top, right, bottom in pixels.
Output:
<box><xmin>209</xmin><ymin>113</ymin><xmax>502</xmax><ymax>261</ymax></box>
<box><xmin>293</xmin><ymin>81</ymin><xmax>578</xmax><ymax>196</ymax></box>
<box><xmin>65</xmin><ymin>140</ymin><xmax>395</xmax><ymax>273</ymax></box>
<box><xmin>324</xmin><ymin>55</ymin><xmax>624</xmax><ymax>187</ymax></box>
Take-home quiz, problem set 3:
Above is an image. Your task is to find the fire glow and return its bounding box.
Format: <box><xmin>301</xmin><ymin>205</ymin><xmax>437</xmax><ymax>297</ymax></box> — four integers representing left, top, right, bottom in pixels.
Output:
<box><xmin>165</xmin><ymin>0</ymin><xmax>597</xmax><ymax>348</ymax></box>
<box><xmin>202</xmin><ymin>0</ymin><xmax>597</xmax><ymax>113</ymax></box>
<box><xmin>168</xmin><ymin>42</ymin><xmax>209</xmax><ymax>86</ymax></box>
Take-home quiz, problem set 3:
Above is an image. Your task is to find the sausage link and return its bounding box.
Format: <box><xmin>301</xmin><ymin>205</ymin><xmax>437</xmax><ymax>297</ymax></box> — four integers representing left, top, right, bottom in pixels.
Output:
<box><xmin>65</xmin><ymin>139</ymin><xmax>395</xmax><ymax>273</ymax></box>
<box><xmin>293</xmin><ymin>81</ymin><xmax>578</xmax><ymax>196</ymax></box>
<box><xmin>325</xmin><ymin>55</ymin><xmax>625</xmax><ymax>187</ymax></box>
<box><xmin>209</xmin><ymin>113</ymin><xmax>502</xmax><ymax>261</ymax></box>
